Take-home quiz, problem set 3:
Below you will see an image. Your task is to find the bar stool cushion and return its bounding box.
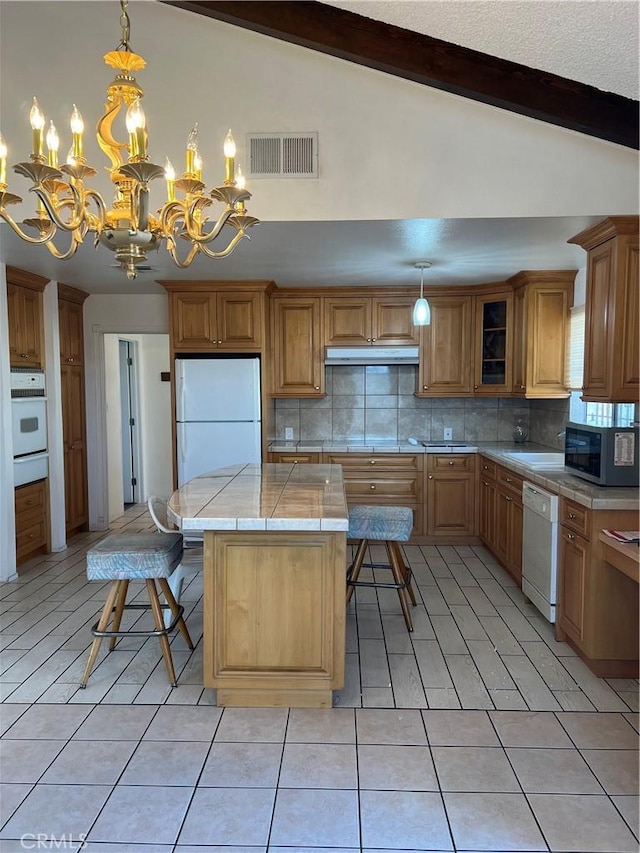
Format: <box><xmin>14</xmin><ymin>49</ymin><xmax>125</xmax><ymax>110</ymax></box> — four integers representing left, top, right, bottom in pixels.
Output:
<box><xmin>87</xmin><ymin>532</ymin><xmax>183</xmax><ymax>581</ymax></box>
<box><xmin>347</xmin><ymin>505</ymin><xmax>413</xmax><ymax>542</ymax></box>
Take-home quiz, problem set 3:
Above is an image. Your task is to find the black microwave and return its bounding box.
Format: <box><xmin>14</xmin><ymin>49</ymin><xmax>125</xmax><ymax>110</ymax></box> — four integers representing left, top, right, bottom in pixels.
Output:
<box><xmin>564</xmin><ymin>423</ymin><xmax>639</xmax><ymax>487</ymax></box>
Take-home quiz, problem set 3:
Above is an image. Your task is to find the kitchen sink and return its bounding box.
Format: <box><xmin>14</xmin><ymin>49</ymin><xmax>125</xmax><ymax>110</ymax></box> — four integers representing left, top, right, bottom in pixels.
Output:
<box><xmin>503</xmin><ymin>452</ymin><xmax>565</xmax><ymax>468</ymax></box>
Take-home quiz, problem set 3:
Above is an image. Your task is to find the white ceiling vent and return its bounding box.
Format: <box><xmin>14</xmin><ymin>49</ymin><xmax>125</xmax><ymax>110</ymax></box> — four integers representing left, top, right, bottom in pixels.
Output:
<box><xmin>247</xmin><ymin>132</ymin><xmax>318</xmax><ymax>178</ymax></box>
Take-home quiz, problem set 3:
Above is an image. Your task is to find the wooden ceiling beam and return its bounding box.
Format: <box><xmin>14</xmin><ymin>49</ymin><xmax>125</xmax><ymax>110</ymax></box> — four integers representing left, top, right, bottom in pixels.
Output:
<box><xmin>162</xmin><ymin>0</ymin><xmax>638</xmax><ymax>150</ymax></box>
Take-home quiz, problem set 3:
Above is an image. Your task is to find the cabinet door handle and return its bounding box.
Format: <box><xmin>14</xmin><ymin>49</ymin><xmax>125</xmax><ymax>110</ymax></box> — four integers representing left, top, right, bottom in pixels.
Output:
<box><xmin>568</xmin><ymin>512</ymin><xmax>576</xmax><ymax>519</ymax></box>
<box><xmin>370</xmin><ymin>460</ymin><xmax>376</xmax><ymax>464</ymax></box>
<box><xmin>428</xmin><ymin>475</ymin><xmax>433</xmax><ymax>480</ymax></box>
<box><xmin>370</xmin><ymin>484</ymin><xmax>376</xmax><ymax>490</ymax></box>
<box><xmin>474</xmin><ymin>384</ymin><xmax>478</xmax><ymax>390</ymax></box>
<box><xmin>567</xmin><ymin>533</ymin><xmax>576</xmax><ymax>541</ymax></box>
<box><xmin>520</xmin><ymin>384</ymin><xmax>525</xmax><ymax>389</ymax></box>
<box><xmin>483</xmin><ymin>465</ymin><xmax>490</xmax><ymax>470</ymax></box>
<box><xmin>314</xmin><ymin>386</ymin><xmax>320</xmax><ymax>391</ymax></box>
<box><xmin>482</xmin><ymin>481</ymin><xmax>489</xmax><ymax>486</ymax></box>
<box><xmin>505</xmin><ymin>496</ymin><xmax>512</xmax><ymax>502</ymax></box>
<box><xmin>218</xmin><ymin>340</ymin><xmax>222</xmax><ymax>344</ymax></box>
<box><xmin>371</xmin><ymin>338</ymin><xmax>377</xmax><ymax>342</ymax></box>
<box><xmin>292</xmin><ymin>460</ymin><xmax>298</xmax><ymax>464</ymax></box>
<box><xmin>506</xmin><ymin>477</ymin><xmax>512</xmax><ymax>483</ymax></box>
<box><xmin>21</xmin><ymin>353</ymin><xmax>29</xmax><ymax>359</ymax></box>
<box><xmin>26</xmin><ymin>499</ymin><xmax>33</xmax><ymax>506</ymax></box>
<box><xmin>423</xmin><ymin>385</ymin><xmax>429</xmax><ymax>390</ymax></box>
<box><xmin>367</xmin><ymin>338</ymin><xmax>372</xmax><ymax>342</ymax></box>
<box><xmin>448</xmin><ymin>461</ymin><xmax>454</xmax><ymax>466</ymax></box>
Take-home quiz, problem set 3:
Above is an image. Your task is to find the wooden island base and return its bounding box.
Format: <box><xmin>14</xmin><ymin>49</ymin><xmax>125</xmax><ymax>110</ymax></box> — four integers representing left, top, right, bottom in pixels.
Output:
<box><xmin>203</xmin><ymin>530</ymin><xmax>346</xmax><ymax>707</ymax></box>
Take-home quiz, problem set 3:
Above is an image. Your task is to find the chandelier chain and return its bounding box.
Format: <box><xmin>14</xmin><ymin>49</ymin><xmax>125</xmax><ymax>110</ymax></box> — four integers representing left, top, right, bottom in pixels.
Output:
<box><xmin>116</xmin><ymin>0</ymin><xmax>131</xmax><ymax>53</ymax></box>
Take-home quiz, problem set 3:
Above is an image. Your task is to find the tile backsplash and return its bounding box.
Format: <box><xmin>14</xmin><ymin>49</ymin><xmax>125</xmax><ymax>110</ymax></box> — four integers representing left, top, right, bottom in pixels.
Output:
<box><xmin>274</xmin><ymin>365</ymin><xmax>535</xmax><ymax>443</ymax></box>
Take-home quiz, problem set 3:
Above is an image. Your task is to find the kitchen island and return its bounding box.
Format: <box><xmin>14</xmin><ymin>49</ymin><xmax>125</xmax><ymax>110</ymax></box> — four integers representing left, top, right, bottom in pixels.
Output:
<box><xmin>168</xmin><ymin>463</ymin><xmax>349</xmax><ymax>707</ymax></box>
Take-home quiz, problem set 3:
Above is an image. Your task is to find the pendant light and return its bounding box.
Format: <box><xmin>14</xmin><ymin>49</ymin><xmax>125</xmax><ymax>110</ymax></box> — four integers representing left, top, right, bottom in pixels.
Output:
<box><xmin>412</xmin><ymin>261</ymin><xmax>432</xmax><ymax>325</ymax></box>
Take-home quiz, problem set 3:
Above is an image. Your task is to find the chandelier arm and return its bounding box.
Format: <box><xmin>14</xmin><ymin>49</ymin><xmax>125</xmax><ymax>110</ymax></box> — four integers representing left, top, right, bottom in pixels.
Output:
<box><xmin>42</xmin><ymin>230</ymin><xmax>83</xmax><ymax>261</ymax></box>
<box><xmin>199</xmin><ymin>229</ymin><xmax>248</xmax><ymax>260</ymax></box>
<box><xmin>165</xmin><ymin>238</ymin><xmax>201</xmax><ymax>269</ymax></box>
<box><xmin>0</xmin><ymin>207</ymin><xmax>57</xmax><ymax>244</ymax></box>
<box><xmin>30</xmin><ymin>183</ymin><xmax>87</xmax><ymax>233</ymax></box>
<box><xmin>82</xmin><ymin>190</ymin><xmax>108</xmax><ymax>233</ymax></box>
<box><xmin>182</xmin><ymin>203</ymin><xmax>236</xmax><ymax>245</ymax></box>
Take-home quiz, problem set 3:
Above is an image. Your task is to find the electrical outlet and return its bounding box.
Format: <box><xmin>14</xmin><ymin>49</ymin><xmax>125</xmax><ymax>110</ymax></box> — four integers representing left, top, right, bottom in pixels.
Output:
<box><xmin>444</xmin><ymin>427</ymin><xmax>453</xmax><ymax>440</ymax></box>
<box><xmin>285</xmin><ymin>427</ymin><xmax>294</xmax><ymax>440</ymax></box>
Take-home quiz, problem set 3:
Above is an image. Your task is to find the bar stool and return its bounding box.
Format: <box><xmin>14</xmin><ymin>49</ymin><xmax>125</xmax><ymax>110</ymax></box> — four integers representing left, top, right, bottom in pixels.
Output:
<box><xmin>346</xmin><ymin>505</ymin><xmax>417</xmax><ymax>631</ymax></box>
<box><xmin>81</xmin><ymin>532</ymin><xmax>194</xmax><ymax>688</ymax></box>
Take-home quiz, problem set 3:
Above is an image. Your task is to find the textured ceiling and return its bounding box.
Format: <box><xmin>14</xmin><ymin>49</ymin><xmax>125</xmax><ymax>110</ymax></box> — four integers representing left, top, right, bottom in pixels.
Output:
<box><xmin>329</xmin><ymin>0</ymin><xmax>639</xmax><ymax>100</ymax></box>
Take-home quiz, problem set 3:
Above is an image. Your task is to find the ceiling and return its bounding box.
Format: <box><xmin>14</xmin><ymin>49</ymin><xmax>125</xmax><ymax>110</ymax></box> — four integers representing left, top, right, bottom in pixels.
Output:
<box><xmin>0</xmin><ymin>0</ymin><xmax>636</xmax><ymax>296</ymax></box>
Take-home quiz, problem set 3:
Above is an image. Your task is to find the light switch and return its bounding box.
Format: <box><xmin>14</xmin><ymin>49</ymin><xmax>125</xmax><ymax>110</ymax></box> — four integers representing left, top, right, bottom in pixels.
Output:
<box><xmin>285</xmin><ymin>427</ymin><xmax>294</xmax><ymax>440</ymax></box>
<box><xmin>444</xmin><ymin>427</ymin><xmax>453</xmax><ymax>440</ymax></box>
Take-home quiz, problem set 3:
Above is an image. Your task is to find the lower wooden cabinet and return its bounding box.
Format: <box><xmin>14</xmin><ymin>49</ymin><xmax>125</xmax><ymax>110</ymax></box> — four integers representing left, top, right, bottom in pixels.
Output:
<box><xmin>425</xmin><ymin>454</ymin><xmax>476</xmax><ymax>537</ymax></box>
<box><xmin>556</xmin><ymin>498</ymin><xmax>639</xmax><ymax>677</ymax></box>
<box><xmin>15</xmin><ymin>479</ymin><xmax>49</xmax><ymax>565</ymax></box>
<box><xmin>478</xmin><ymin>455</ymin><xmax>523</xmax><ymax>582</ymax></box>
<box><xmin>323</xmin><ymin>453</ymin><xmax>423</xmax><ymax>537</ymax></box>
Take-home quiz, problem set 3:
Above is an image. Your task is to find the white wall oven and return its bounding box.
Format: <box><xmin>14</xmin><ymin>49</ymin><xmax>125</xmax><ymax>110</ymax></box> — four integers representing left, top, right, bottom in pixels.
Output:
<box><xmin>10</xmin><ymin>368</ymin><xmax>49</xmax><ymax>487</ymax></box>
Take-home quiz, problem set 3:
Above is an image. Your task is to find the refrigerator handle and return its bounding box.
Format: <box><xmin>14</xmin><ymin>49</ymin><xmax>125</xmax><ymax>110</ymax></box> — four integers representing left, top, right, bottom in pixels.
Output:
<box><xmin>177</xmin><ymin>372</ymin><xmax>185</xmax><ymax>422</ymax></box>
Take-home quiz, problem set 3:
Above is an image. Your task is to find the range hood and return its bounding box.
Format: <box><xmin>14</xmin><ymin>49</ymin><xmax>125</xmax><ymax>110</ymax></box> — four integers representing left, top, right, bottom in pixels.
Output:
<box><xmin>325</xmin><ymin>346</ymin><xmax>419</xmax><ymax>365</ymax></box>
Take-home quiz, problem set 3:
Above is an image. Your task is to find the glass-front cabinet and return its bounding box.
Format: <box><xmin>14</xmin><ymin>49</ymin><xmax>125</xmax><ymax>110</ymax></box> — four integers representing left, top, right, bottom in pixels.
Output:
<box><xmin>473</xmin><ymin>292</ymin><xmax>513</xmax><ymax>395</ymax></box>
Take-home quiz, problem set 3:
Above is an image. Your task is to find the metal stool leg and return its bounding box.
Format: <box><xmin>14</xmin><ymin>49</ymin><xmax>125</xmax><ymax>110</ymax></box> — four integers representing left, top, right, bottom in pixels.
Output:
<box><xmin>346</xmin><ymin>539</ymin><xmax>369</xmax><ymax>603</ymax></box>
<box><xmin>108</xmin><ymin>580</ymin><xmax>129</xmax><ymax>651</ymax></box>
<box><xmin>146</xmin><ymin>579</ymin><xmax>178</xmax><ymax>687</ymax></box>
<box><xmin>158</xmin><ymin>578</ymin><xmax>194</xmax><ymax>650</ymax></box>
<box><xmin>80</xmin><ymin>580</ymin><xmax>120</xmax><ymax>687</ymax></box>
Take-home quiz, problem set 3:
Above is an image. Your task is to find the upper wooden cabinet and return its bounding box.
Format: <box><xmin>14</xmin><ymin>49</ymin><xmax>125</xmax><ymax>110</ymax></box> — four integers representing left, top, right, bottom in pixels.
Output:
<box><xmin>58</xmin><ymin>286</ymin><xmax>85</xmax><ymax>365</ymax></box>
<box><xmin>568</xmin><ymin>217</ymin><xmax>639</xmax><ymax>403</ymax></box>
<box><xmin>6</xmin><ymin>266</ymin><xmax>48</xmax><ymax>367</ymax></box>
<box><xmin>417</xmin><ymin>295</ymin><xmax>473</xmax><ymax>396</ymax></box>
<box><xmin>509</xmin><ymin>270</ymin><xmax>575</xmax><ymax>399</ymax></box>
<box><xmin>472</xmin><ymin>292</ymin><xmax>513</xmax><ymax>395</ymax></box>
<box><xmin>160</xmin><ymin>282</ymin><xmax>272</xmax><ymax>353</ymax></box>
<box><xmin>271</xmin><ymin>296</ymin><xmax>324</xmax><ymax>397</ymax></box>
<box><xmin>324</xmin><ymin>296</ymin><xmax>419</xmax><ymax>346</ymax></box>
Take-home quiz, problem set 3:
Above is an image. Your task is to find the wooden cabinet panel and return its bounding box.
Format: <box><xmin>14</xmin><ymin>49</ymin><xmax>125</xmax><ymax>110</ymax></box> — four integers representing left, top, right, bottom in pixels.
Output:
<box><xmin>172</xmin><ymin>293</ymin><xmax>217</xmax><ymax>349</ymax></box>
<box><xmin>323</xmin><ymin>296</ymin><xmax>418</xmax><ymax>346</ymax></box>
<box><xmin>271</xmin><ymin>297</ymin><xmax>324</xmax><ymax>396</ymax></box>
<box><xmin>425</xmin><ymin>454</ymin><xmax>476</xmax><ymax>537</ymax></box>
<box><xmin>269</xmin><ymin>453</ymin><xmax>321</xmax><ymax>464</ymax></box>
<box><xmin>473</xmin><ymin>293</ymin><xmax>513</xmax><ymax>395</ymax></box>
<box><xmin>479</xmin><ymin>476</ymin><xmax>496</xmax><ymax>545</ymax></box>
<box><xmin>58</xmin><ymin>285</ymin><xmax>89</xmax><ymax>537</ymax></box>
<box><xmin>569</xmin><ymin>216</ymin><xmax>639</xmax><ymax>403</ymax></box>
<box><xmin>556</xmin><ymin>500</ymin><xmax>639</xmax><ymax>677</ymax></box>
<box><xmin>216</xmin><ymin>291</ymin><xmax>263</xmax><ymax>349</ymax></box>
<box><xmin>479</xmin><ymin>458</ymin><xmax>523</xmax><ymax>582</ymax></box>
<box><xmin>418</xmin><ymin>296</ymin><xmax>472</xmax><ymax>396</ymax></box>
<box><xmin>14</xmin><ymin>480</ymin><xmax>48</xmax><ymax>564</ymax></box>
<box><xmin>324</xmin><ymin>298</ymin><xmax>371</xmax><ymax>345</ymax></box>
<box><xmin>509</xmin><ymin>271</ymin><xmax>574</xmax><ymax>399</ymax></box>
<box><xmin>7</xmin><ymin>267</ymin><xmax>47</xmax><ymax>368</ymax></box>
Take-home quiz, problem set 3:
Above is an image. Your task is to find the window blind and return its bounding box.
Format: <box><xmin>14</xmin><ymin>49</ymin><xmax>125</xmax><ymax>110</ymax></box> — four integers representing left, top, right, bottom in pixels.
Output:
<box><xmin>566</xmin><ymin>304</ymin><xmax>585</xmax><ymax>390</ymax></box>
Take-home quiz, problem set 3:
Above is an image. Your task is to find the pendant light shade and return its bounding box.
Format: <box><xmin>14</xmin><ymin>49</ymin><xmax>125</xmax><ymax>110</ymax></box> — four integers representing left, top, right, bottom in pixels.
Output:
<box><xmin>412</xmin><ymin>261</ymin><xmax>432</xmax><ymax>326</ymax></box>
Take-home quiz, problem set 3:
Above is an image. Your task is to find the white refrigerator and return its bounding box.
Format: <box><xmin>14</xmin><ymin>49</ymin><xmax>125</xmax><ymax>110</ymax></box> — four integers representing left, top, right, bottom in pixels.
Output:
<box><xmin>175</xmin><ymin>356</ymin><xmax>262</xmax><ymax>485</ymax></box>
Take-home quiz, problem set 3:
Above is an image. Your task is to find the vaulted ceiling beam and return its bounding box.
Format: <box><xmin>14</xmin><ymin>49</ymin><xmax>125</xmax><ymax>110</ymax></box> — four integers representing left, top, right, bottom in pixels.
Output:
<box><xmin>163</xmin><ymin>0</ymin><xmax>638</xmax><ymax>150</ymax></box>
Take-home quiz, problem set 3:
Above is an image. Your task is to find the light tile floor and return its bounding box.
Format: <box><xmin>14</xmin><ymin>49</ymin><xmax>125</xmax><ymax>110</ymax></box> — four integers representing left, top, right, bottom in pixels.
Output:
<box><xmin>0</xmin><ymin>504</ymin><xmax>638</xmax><ymax>851</ymax></box>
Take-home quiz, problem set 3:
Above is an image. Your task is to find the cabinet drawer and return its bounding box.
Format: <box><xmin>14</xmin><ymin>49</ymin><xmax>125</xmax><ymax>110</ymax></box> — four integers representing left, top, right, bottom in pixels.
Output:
<box><xmin>479</xmin><ymin>456</ymin><xmax>497</xmax><ymax>479</ymax></box>
<box><xmin>270</xmin><ymin>453</ymin><xmax>320</xmax><ymax>464</ymax></box>
<box><xmin>497</xmin><ymin>465</ymin><xmax>524</xmax><ymax>497</ymax></box>
<box><xmin>345</xmin><ymin>478</ymin><xmax>419</xmax><ymax>500</ymax></box>
<box><xmin>428</xmin><ymin>454</ymin><xmax>474</xmax><ymax>472</ymax></box>
<box><xmin>561</xmin><ymin>499</ymin><xmax>590</xmax><ymax>539</ymax></box>
<box><xmin>16</xmin><ymin>516</ymin><xmax>47</xmax><ymax>558</ymax></box>
<box><xmin>15</xmin><ymin>480</ymin><xmax>46</xmax><ymax>520</ymax></box>
<box><xmin>324</xmin><ymin>453</ymin><xmax>421</xmax><ymax>474</ymax></box>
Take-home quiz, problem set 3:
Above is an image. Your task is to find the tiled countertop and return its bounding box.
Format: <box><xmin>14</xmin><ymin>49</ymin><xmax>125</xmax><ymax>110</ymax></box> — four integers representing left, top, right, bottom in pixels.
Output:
<box><xmin>268</xmin><ymin>440</ymin><xmax>639</xmax><ymax>511</ymax></box>
<box><xmin>168</xmin><ymin>463</ymin><xmax>349</xmax><ymax>533</ymax></box>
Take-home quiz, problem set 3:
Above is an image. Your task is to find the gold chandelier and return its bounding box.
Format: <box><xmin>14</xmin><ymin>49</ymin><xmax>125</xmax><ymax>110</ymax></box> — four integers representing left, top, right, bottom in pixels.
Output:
<box><xmin>0</xmin><ymin>1</ymin><xmax>258</xmax><ymax>280</ymax></box>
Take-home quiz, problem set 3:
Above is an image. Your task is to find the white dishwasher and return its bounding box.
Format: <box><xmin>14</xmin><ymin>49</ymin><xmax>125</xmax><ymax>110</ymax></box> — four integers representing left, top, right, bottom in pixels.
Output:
<box><xmin>522</xmin><ymin>482</ymin><xmax>559</xmax><ymax>622</ymax></box>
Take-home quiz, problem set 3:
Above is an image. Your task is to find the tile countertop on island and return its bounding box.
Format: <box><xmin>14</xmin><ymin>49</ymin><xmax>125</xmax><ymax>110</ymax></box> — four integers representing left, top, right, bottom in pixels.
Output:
<box><xmin>268</xmin><ymin>441</ymin><xmax>640</xmax><ymax>512</ymax></box>
<box><xmin>167</xmin><ymin>462</ymin><xmax>349</xmax><ymax>533</ymax></box>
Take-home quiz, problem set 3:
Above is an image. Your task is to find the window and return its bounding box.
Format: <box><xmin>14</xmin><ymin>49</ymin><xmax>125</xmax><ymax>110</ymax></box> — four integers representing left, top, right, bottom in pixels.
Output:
<box><xmin>566</xmin><ymin>303</ymin><xmax>637</xmax><ymax>427</ymax></box>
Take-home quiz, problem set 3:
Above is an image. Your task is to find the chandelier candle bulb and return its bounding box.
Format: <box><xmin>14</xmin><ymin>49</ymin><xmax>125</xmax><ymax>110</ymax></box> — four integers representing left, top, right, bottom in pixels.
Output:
<box><xmin>70</xmin><ymin>105</ymin><xmax>84</xmax><ymax>160</ymax></box>
<box><xmin>194</xmin><ymin>151</ymin><xmax>203</xmax><ymax>181</ymax></box>
<box><xmin>185</xmin><ymin>124</ymin><xmax>198</xmax><ymax>175</ymax></box>
<box><xmin>46</xmin><ymin>122</ymin><xmax>59</xmax><ymax>168</ymax></box>
<box><xmin>235</xmin><ymin>166</ymin><xmax>246</xmax><ymax>211</ymax></box>
<box><xmin>224</xmin><ymin>129</ymin><xmax>236</xmax><ymax>184</ymax></box>
<box><xmin>165</xmin><ymin>158</ymin><xmax>175</xmax><ymax>202</ymax></box>
<box><xmin>29</xmin><ymin>98</ymin><xmax>45</xmax><ymax>160</ymax></box>
<box><xmin>125</xmin><ymin>98</ymin><xmax>146</xmax><ymax>159</ymax></box>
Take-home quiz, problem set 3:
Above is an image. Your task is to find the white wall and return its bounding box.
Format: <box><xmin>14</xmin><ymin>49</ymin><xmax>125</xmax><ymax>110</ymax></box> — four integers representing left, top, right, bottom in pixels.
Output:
<box><xmin>104</xmin><ymin>335</ymin><xmax>124</xmax><ymax>523</ymax></box>
<box><xmin>1</xmin><ymin>1</ymin><xmax>638</xmax><ymax>225</ymax></box>
<box><xmin>0</xmin><ymin>266</ymin><xmax>17</xmax><ymax>581</ymax></box>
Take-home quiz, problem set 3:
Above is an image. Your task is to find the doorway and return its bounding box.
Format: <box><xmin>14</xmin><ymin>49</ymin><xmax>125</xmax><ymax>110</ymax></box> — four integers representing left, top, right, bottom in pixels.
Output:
<box><xmin>119</xmin><ymin>339</ymin><xmax>141</xmax><ymax>506</ymax></box>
